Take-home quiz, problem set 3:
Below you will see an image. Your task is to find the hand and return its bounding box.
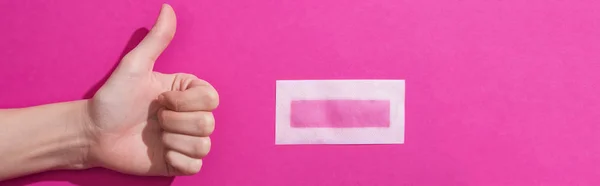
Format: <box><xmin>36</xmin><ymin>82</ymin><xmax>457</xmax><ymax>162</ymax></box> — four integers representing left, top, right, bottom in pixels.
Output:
<box><xmin>84</xmin><ymin>4</ymin><xmax>219</xmax><ymax>176</ymax></box>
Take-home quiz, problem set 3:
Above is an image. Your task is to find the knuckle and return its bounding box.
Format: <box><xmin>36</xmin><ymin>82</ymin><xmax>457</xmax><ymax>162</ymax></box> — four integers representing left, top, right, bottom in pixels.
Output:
<box><xmin>183</xmin><ymin>160</ymin><xmax>202</xmax><ymax>175</ymax></box>
<box><xmin>195</xmin><ymin>78</ymin><xmax>209</xmax><ymax>85</ymax></box>
<box><xmin>166</xmin><ymin>151</ymin><xmax>202</xmax><ymax>176</ymax></box>
<box><xmin>199</xmin><ymin>113</ymin><xmax>215</xmax><ymax>136</ymax></box>
<box><xmin>151</xmin><ymin>29</ymin><xmax>174</xmax><ymax>44</ymax></box>
<box><xmin>193</xmin><ymin>138</ymin><xmax>211</xmax><ymax>158</ymax></box>
<box><xmin>204</xmin><ymin>88</ymin><xmax>219</xmax><ymax>109</ymax></box>
<box><xmin>120</xmin><ymin>53</ymin><xmax>151</xmax><ymax>76</ymax></box>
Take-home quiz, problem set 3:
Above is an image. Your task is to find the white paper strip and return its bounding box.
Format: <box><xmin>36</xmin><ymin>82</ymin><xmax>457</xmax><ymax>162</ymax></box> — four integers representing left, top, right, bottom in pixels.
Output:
<box><xmin>275</xmin><ymin>80</ymin><xmax>405</xmax><ymax>145</ymax></box>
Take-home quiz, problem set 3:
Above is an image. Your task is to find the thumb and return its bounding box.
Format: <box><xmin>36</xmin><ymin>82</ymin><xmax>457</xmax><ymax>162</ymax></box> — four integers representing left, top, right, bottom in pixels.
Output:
<box><xmin>119</xmin><ymin>4</ymin><xmax>177</xmax><ymax>74</ymax></box>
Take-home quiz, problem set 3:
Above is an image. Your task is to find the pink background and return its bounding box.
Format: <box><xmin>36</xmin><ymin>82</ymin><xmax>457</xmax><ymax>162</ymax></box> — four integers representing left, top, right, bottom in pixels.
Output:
<box><xmin>1</xmin><ymin>0</ymin><xmax>600</xmax><ymax>185</ymax></box>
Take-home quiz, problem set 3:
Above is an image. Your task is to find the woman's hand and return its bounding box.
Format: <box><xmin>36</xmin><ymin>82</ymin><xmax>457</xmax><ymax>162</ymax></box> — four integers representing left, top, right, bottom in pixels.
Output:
<box><xmin>85</xmin><ymin>4</ymin><xmax>219</xmax><ymax>176</ymax></box>
<box><xmin>0</xmin><ymin>4</ymin><xmax>217</xmax><ymax>181</ymax></box>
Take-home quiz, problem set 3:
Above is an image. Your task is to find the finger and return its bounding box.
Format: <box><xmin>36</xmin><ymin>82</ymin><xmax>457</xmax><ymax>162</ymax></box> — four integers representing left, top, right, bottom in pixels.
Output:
<box><xmin>158</xmin><ymin>108</ymin><xmax>215</xmax><ymax>136</ymax></box>
<box><xmin>163</xmin><ymin>132</ymin><xmax>211</xmax><ymax>158</ymax></box>
<box><xmin>121</xmin><ymin>4</ymin><xmax>177</xmax><ymax>73</ymax></box>
<box><xmin>165</xmin><ymin>150</ymin><xmax>202</xmax><ymax>176</ymax></box>
<box><xmin>158</xmin><ymin>80</ymin><xmax>219</xmax><ymax>111</ymax></box>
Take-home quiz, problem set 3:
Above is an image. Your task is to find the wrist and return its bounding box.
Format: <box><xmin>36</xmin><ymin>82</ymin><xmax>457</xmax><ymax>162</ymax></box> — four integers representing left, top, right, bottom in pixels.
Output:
<box><xmin>0</xmin><ymin>100</ymin><xmax>98</xmax><ymax>180</ymax></box>
<box><xmin>52</xmin><ymin>100</ymin><xmax>98</xmax><ymax>170</ymax></box>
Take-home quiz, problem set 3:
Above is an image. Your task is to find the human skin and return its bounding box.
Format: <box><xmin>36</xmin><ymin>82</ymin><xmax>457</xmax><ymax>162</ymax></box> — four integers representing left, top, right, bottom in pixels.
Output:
<box><xmin>0</xmin><ymin>4</ymin><xmax>218</xmax><ymax>181</ymax></box>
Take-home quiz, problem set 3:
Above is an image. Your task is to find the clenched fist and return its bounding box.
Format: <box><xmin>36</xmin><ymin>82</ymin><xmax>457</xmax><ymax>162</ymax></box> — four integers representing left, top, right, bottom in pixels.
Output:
<box><xmin>85</xmin><ymin>4</ymin><xmax>218</xmax><ymax>176</ymax></box>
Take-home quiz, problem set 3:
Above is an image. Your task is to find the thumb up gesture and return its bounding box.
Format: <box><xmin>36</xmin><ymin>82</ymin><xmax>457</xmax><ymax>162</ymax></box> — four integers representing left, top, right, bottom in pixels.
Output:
<box><xmin>86</xmin><ymin>4</ymin><xmax>219</xmax><ymax>176</ymax></box>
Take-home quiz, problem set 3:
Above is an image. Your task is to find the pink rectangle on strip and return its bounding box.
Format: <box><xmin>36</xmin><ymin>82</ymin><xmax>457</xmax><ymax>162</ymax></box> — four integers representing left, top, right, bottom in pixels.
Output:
<box><xmin>290</xmin><ymin>100</ymin><xmax>391</xmax><ymax>128</ymax></box>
